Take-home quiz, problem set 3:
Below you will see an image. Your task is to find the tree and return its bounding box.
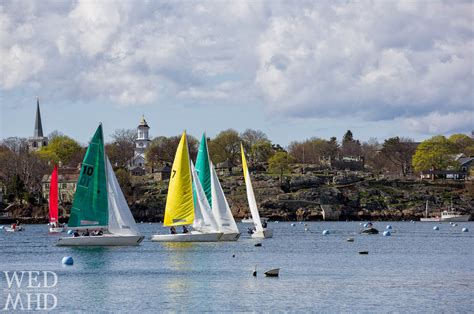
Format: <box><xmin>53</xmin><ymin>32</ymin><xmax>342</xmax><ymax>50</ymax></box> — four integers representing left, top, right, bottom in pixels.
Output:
<box><xmin>381</xmin><ymin>137</ymin><xmax>417</xmax><ymax>176</ymax></box>
<box><xmin>412</xmin><ymin>136</ymin><xmax>458</xmax><ymax>172</ymax></box>
<box><xmin>111</xmin><ymin>129</ymin><xmax>137</xmax><ymax>144</ymax></box>
<box><xmin>37</xmin><ymin>135</ymin><xmax>83</xmax><ymax>165</ymax></box>
<box><xmin>208</xmin><ymin>129</ymin><xmax>241</xmax><ymax>164</ymax></box>
<box><xmin>341</xmin><ymin>130</ymin><xmax>362</xmax><ymax>156</ymax></box>
<box><xmin>288</xmin><ymin>137</ymin><xmax>339</xmax><ymax>164</ymax></box>
<box><xmin>268</xmin><ymin>151</ymin><xmax>295</xmax><ymax>182</ymax></box>
<box><xmin>145</xmin><ymin>135</ymin><xmax>198</xmax><ymax>169</ymax></box>
<box><xmin>107</xmin><ymin>129</ymin><xmax>137</xmax><ymax>167</ymax></box>
<box><xmin>251</xmin><ymin>140</ymin><xmax>275</xmax><ymax>163</ymax></box>
<box><xmin>448</xmin><ymin>133</ymin><xmax>474</xmax><ymax>156</ymax></box>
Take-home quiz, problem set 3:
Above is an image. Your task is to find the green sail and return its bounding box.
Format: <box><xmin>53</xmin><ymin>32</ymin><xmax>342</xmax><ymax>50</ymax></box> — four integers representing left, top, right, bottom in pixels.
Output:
<box><xmin>68</xmin><ymin>124</ymin><xmax>108</xmax><ymax>228</ymax></box>
<box><xmin>194</xmin><ymin>133</ymin><xmax>212</xmax><ymax>207</ymax></box>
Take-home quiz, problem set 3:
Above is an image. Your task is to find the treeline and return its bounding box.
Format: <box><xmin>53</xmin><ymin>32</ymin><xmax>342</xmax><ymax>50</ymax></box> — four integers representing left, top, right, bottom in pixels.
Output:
<box><xmin>1</xmin><ymin>128</ymin><xmax>473</xmax><ymax>205</ymax></box>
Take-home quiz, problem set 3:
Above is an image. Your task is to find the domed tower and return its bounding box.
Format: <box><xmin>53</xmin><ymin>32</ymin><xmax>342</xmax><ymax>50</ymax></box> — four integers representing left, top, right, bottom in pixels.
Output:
<box><xmin>135</xmin><ymin>115</ymin><xmax>150</xmax><ymax>155</ymax></box>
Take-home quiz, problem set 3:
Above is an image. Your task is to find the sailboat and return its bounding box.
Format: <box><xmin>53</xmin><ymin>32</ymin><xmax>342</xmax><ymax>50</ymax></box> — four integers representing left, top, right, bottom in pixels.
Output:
<box><xmin>151</xmin><ymin>131</ymin><xmax>223</xmax><ymax>242</ymax></box>
<box><xmin>241</xmin><ymin>144</ymin><xmax>273</xmax><ymax>238</ymax></box>
<box><xmin>57</xmin><ymin>124</ymin><xmax>144</xmax><ymax>246</ymax></box>
<box><xmin>48</xmin><ymin>165</ymin><xmax>65</xmax><ymax>233</ymax></box>
<box><xmin>195</xmin><ymin>133</ymin><xmax>240</xmax><ymax>241</ymax></box>
<box><xmin>420</xmin><ymin>200</ymin><xmax>440</xmax><ymax>222</ymax></box>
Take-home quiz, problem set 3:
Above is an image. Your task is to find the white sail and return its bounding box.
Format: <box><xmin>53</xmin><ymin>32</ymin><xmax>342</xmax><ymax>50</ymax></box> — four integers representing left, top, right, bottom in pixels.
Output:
<box><xmin>106</xmin><ymin>157</ymin><xmax>140</xmax><ymax>236</ymax></box>
<box><xmin>191</xmin><ymin>162</ymin><xmax>219</xmax><ymax>233</ymax></box>
<box><xmin>210</xmin><ymin>162</ymin><xmax>239</xmax><ymax>234</ymax></box>
<box><xmin>243</xmin><ymin>163</ymin><xmax>263</xmax><ymax>232</ymax></box>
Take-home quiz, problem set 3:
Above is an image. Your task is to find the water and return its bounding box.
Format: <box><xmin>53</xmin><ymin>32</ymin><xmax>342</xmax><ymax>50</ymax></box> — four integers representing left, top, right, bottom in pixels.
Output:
<box><xmin>1</xmin><ymin>221</ymin><xmax>473</xmax><ymax>312</ymax></box>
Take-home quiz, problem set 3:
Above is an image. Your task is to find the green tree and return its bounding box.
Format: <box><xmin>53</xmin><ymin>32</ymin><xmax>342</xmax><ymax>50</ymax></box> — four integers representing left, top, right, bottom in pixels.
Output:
<box><xmin>268</xmin><ymin>151</ymin><xmax>295</xmax><ymax>182</ymax></box>
<box><xmin>208</xmin><ymin>129</ymin><xmax>241</xmax><ymax>164</ymax></box>
<box><xmin>412</xmin><ymin>135</ymin><xmax>458</xmax><ymax>172</ymax></box>
<box><xmin>448</xmin><ymin>133</ymin><xmax>474</xmax><ymax>156</ymax></box>
<box><xmin>251</xmin><ymin>140</ymin><xmax>275</xmax><ymax>163</ymax></box>
<box><xmin>37</xmin><ymin>135</ymin><xmax>82</xmax><ymax>165</ymax></box>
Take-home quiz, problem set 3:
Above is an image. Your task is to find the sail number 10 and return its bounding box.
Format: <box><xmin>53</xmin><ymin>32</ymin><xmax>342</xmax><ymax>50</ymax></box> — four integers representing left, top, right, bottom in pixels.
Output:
<box><xmin>78</xmin><ymin>165</ymin><xmax>94</xmax><ymax>186</ymax></box>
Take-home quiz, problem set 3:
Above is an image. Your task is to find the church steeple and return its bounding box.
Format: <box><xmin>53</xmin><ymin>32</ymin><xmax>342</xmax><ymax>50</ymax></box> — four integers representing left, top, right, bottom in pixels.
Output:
<box><xmin>34</xmin><ymin>97</ymin><xmax>44</xmax><ymax>137</ymax></box>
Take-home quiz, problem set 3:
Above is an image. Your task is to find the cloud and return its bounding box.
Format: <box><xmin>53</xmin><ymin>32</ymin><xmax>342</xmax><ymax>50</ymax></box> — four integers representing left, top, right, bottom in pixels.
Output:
<box><xmin>0</xmin><ymin>0</ymin><xmax>472</xmax><ymax>135</ymax></box>
<box><xmin>400</xmin><ymin>111</ymin><xmax>474</xmax><ymax>135</ymax></box>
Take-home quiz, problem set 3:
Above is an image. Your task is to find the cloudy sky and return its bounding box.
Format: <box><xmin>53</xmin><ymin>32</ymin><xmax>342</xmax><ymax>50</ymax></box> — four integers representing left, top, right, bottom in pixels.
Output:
<box><xmin>1</xmin><ymin>0</ymin><xmax>473</xmax><ymax>145</ymax></box>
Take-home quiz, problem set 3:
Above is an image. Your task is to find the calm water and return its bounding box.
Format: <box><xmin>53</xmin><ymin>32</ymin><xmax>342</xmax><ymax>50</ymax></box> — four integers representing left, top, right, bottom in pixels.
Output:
<box><xmin>1</xmin><ymin>221</ymin><xmax>473</xmax><ymax>312</ymax></box>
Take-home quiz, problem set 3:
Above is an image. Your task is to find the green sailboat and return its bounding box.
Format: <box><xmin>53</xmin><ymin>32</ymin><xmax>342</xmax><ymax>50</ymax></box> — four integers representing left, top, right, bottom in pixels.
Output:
<box><xmin>57</xmin><ymin>124</ymin><xmax>144</xmax><ymax>246</ymax></box>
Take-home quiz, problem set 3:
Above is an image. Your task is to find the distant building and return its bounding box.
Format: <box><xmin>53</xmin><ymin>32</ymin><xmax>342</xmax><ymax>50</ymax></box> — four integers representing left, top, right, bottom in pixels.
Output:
<box><xmin>129</xmin><ymin>116</ymin><xmax>151</xmax><ymax>175</ymax></box>
<box><xmin>420</xmin><ymin>156</ymin><xmax>474</xmax><ymax>181</ymax></box>
<box><xmin>42</xmin><ymin>166</ymin><xmax>80</xmax><ymax>203</ymax></box>
<box><xmin>216</xmin><ymin>160</ymin><xmax>235</xmax><ymax>176</ymax></box>
<box><xmin>320</xmin><ymin>155</ymin><xmax>365</xmax><ymax>171</ymax></box>
<box><xmin>153</xmin><ymin>164</ymin><xmax>171</xmax><ymax>181</ymax></box>
<box><xmin>28</xmin><ymin>97</ymin><xmax>48</xmax><ymax>151</ymax></box>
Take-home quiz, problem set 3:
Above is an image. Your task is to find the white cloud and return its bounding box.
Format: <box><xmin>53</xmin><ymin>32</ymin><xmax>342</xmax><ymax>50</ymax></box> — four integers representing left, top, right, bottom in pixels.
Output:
<box><xmin>0</xmin><ymin>0</ymin><xmax>472</xmax><ymax>135</ymax></box>
<box><xmin>401</xmin><ymin>111</ymin><xmax>474</xmax><ymax>135</ymax></box>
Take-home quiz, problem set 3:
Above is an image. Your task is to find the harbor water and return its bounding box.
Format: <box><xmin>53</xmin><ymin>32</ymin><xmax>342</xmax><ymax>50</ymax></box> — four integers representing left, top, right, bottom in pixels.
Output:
<box><xmin>1</xmin><ymin>221</ymin><xmax>473</xmax><ymax>312</ymax></box>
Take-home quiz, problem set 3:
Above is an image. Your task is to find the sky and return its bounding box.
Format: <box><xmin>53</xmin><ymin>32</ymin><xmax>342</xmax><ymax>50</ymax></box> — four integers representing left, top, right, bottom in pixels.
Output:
<box><xmin>1</xmin><ymin>0</ymin><xmax>473</xmax><ymax>146</ymax></box>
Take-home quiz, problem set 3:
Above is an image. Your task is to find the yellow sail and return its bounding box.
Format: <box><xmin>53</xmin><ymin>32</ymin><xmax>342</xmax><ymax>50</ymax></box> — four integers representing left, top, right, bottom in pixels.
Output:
<box><xmin>241</xmin><ymin>143</ymin><xmax>250</xmax><ymax>183</ymax></box>
<box><xmin>163</xmin><ymin>131</ymin><xmax>194</xmax><ymax>226</ymax></box>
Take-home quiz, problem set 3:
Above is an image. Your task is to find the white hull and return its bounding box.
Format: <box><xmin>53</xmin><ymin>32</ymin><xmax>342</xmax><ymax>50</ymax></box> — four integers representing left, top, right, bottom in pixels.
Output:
<box><xmin>251</xmin><ymin>228</ymin><xmax>273</xmax><ymax>239</ymax></box>
<box><xmin>242</xmin><ymin>218</ymin><xmax>268</xmax><ymax>224</ymax></box>
<box><xmin>56</xmin><ymin>234</ymin><xmax>144</xmax><ymax>246</ymax></box>
<box><xmin>219</xmin><ymin>232</ymin><xmax>240</xmax><ymax>241</ymax></box>
<box><xmin>151</xmin><ymin>231</ymin><xmax>223</xmax><ymax>242</ymax></box>
<box><xmin>5</xmin><ymin>227</ymin><xmax>24</xmax><ymax>232</ymax></box>
<box><xmin>440</xmin><ymin>214</ymin><xmax>470</xmax><ymax>222</ymax></box>
<box><xmin>49</xmin><ymin>227</ymin><xmax>66</xmax><ymax>233</ymax></box>
<box><xmin>420</xmin><ymin>217</ymin><xmax>440</xmax><ymax>222</ymax></box>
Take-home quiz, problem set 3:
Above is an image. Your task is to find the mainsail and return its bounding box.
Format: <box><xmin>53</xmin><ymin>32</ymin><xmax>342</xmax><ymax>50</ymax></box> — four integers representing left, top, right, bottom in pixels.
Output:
<box><xmin>191</xmin><ymin>162</ymin><xmax>219</xmax><ymax>233</ymax></box>
<box><xmin>49</xmin><ymin>165</ymin><xmax>58</xmax><ymax>224</ymax></box>
<box><xmin>68</xmin><ymin>124</ymin><xmax>108</xmax><ymax>229</ymax></box>
<box><xmin>163</xmin><ymin>131</ymin><xmax>194</xmax><ymax>227</ymax></box>
<box><xmin>195</xmin><ymin>133</ymin><xmax>212</xmax><ymax>206</ymax></box>
<box><xmin>241</xmin><ymin>144</ymin><xmax>263</xmax><ymax>232</ymax></box>
<box><xmin>106</xmin><ymin>157</ymin><xmax>140</xmax><ymax>236</ymax></box>
<box><xmin>210</xmin><ymin>162</ymin><xmax>239</xmax><ymax>234</ymax></box>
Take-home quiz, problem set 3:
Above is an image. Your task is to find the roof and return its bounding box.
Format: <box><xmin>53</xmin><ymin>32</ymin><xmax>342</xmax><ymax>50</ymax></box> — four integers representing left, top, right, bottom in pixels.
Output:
<box><xmin>217</xmin><ymin>160</ymin><xmax>235</xmax><ymax>168</ymax></box>
<box><xmin>34</xmin><ymin>97</ymin><xmax>44</xmax><ymax>138</ymax></box>
<box><xmin>420</xmin><ymin>170</ymin><xmax>466</xmax><ymax>175</ymax></box>
<box><xmin>138</xmin><ymin>115</ymin><xmax>149</xmax><ymax>128</ymax></box>
<box><xmin>156</xmin><ymin>165</ymin><xmax>171</xmax><ymax>172</ymax></box>
<box><xmin>457</xmin><ymin>157</ymin><xmax>474</xmax><ymax>166</ymax></box>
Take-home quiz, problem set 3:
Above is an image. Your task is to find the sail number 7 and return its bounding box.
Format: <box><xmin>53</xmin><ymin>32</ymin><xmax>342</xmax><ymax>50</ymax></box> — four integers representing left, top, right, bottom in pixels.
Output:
<box><xmin>172</xmin><ymin>170</ymin><xmax>176</xmax><ymax>178</ymax></box>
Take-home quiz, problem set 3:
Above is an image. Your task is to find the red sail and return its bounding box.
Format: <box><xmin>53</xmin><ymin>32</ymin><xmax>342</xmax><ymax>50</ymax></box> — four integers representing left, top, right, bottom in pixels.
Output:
<box><xmin>49</xmin><ymin>165</ymin><xmax>58</xmax><ymax>223</ymax></box>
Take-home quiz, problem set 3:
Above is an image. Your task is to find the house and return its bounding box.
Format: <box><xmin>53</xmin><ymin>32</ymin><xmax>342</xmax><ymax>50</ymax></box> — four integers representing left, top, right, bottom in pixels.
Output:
<box><xmin>130</xmin><ymin>166</ymin><xmax>146</xmax><ymax>176</ymax></box>
<box><xmin>320</xmin><ymin>155</ymin><xmax>365</xmax><ymax>171</ymax></box>
<box><xmin>153</xmin><ymin>165</ymin><xmax>171</xmax><ymax>181</ymax></box>
<box><xmin>420</xmin><ymin>156</ymin><xmax>474</xmax><ymax>181</ymax></box>
<box><xmin>42</xmin><ymin>167</ymin><xmax>79</xmax><ymax>203</ymax></box>
<box><xmin>216</xmin><ymin>160</ymin><xmax>235</xmax><ymax>176</ymax></box>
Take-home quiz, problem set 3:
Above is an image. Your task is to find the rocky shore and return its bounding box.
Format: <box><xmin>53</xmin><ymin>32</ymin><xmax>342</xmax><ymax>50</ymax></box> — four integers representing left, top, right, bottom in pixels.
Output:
<box><xmin>2</xmin><ymin>169</ymin><xmax>473</xmax><ymax>223</ymax></box>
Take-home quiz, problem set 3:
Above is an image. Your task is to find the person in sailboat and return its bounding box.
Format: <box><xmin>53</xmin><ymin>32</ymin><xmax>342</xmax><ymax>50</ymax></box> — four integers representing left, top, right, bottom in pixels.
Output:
<box><xmin>182</xmin><ymin>225</ymin><xmax>189</xmax><ymax>234</ymax></box>
<box><xmin>170</xmin><ymin>226</ymin><xmax>177</xmax><ymax>234</ymax></box>
<box><xmin>262</xmin><ymin>220</ymin><xmax>267</xmax><ymax>228</ymax></box>
<box><xmin>82</xmin><ymin>229</ymin><xmax>90</xmax><ymax>236</ymax></box>
<box><xmin>73</xmin><ymin>230</ymin><xmax>80</xmax><ymax>237</ymax></box>
<box><xmin>248</xmin><ymin>226</ymin><xmax>256</xmax><ymax>235</ymax></box>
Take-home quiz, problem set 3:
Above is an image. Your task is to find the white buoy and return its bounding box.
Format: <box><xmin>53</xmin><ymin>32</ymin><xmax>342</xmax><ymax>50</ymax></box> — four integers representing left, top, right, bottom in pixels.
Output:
<box><xmin>347</xmin><ymin>237</ymin><xmax>354</xmax><ymax>242</ymax></box>
<box><xmin>62</xmin><ymin>256</ymin><xmax>74</xmax><ymax>266</ymax></box>
<box><xmin>299</xmin><ymin>222</ymin><xmax>303</xmax><ymax>224</ymax></box>
<box><xmin>275</xmin><ymin>221</ymin><xmax>279</xmax><ymax>224</ymax></box>
<box><xmin>383</xmin><ymin>231</ymin><xmax>391</xmax><ymax>236</ymax></box>
<box><xmin>452</xmin><ymin>223</ymin><xmax>458</xmax><ymax>227</ymax></box>
<box><xmin>359</xmin><ymin>222</ymin><xmax>363</xmax><ymax>226</ymax></box>
<box><xmin>433</xmin><ymin>226</ymin><xmax>439</xmax><ymax>231</ymax></box>
<box><xmin>386</xmin><ymin>225</ymin><xmax>392</xmax><ymax>230</ymax></box>
<box><xmin>304</xmin><ymin>228</ymin><xmax>309</xmax><ymax>231</ymax></box>
<box><xmin>462</xmin><ymin>228</ymin><xmax>469</xmax><ymax>232</ymax></box>
<box><xmin>363</xmin><ymin>223</ymin><xmax>368</xmax><ymax>228</ymax></box>
<box><xmin>304</xmin><ymin>223</ymin><xmax>308</xmax><ymax>226</ymax></box>
<box><xmin>0</xmin><ymin>226</ymin><xmax>4</xmax><ymax>230</ymax></box>
<box><xmin>67</xmin><ymin>229</ymin><xmax>74</xmax><ymax>235</ymax></box>
<box><xmin>291</xmin><ymin>223</ymin><xmax>295</xmax><ymax>226</ymax></box>
<box><xmin>322</xmin><ymin>230</ymin><xmax>330</xmax><ymax>235</ymax></box>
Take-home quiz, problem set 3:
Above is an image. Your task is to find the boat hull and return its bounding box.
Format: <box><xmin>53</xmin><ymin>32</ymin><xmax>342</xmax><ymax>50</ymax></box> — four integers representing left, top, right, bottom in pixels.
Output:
<box><xmin>56</xmin><ymin>235</ymin><xmax>144</xmax><ymax>246</ymax></box>
<box><xmin>49</xmin><ymin>227</ymin><xmax>66</xmax><ymax>233</ymax></box>
<box><xmin>5</xmin><ymin>226</ymin><xmax>24</xmax><ymax>232</ymax></box>
<box><xmin>440</xmin><ymin>215</ymin><xmax>470</xmax><ymax>222</ymax></box>
<box><xmin>420</xmin><ymin>218</ymin><xmax>441</xmax><ymax>222</ymax></box>
<box><xmin>251</xmin><ymin>229</ymin><xmax>273</xmax><ymax>239</ymax></box>
<box><xmin>219</xmin><ymin>232</ymin><xmax>240</xmax><ymax>241</ymax></box>
<box><xmin>361</xmin><ymin>228</ymin><xmax>379</xmax><ymax>235</ymax></box>
<box><xmin>151</xmin><ymin>231</ymin><xmax>223</xmax><ymax>242</ymax></box>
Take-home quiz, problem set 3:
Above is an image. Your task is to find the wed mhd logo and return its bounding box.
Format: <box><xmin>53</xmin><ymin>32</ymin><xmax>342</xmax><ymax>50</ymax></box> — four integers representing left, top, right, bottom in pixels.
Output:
<box><xmin>1</xmin><ymin>271</ymin><xmax>58</xmax><ymax>311</ymax></box>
